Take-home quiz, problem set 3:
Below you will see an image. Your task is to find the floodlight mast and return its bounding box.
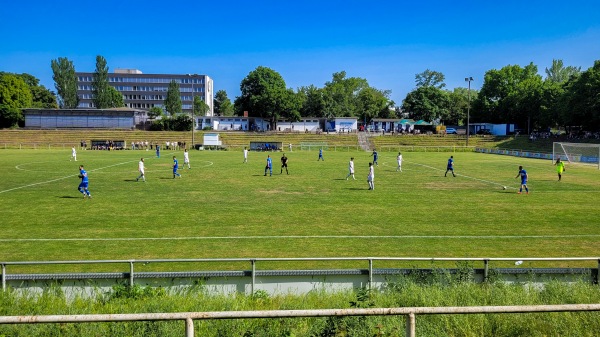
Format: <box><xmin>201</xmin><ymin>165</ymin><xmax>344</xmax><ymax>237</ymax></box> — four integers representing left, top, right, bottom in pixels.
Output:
<box><xmin>465</xmin><ymin>77</ymin><xmax>473</xmax><ymax>147</ymax></box>
<box><xmin>188</xmin><ymin>74</ymin><xmax>197</xmax><ymax>148</ymax></box>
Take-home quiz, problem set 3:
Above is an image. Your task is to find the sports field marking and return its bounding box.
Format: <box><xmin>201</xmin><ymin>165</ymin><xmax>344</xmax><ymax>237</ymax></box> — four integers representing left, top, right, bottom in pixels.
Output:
<box><xmin>407</xmin><ymin>160</ymin><xmax>515</xmax><ymax>189</ymax></box>
<box><xmin>1</xmin><ymin>234</ymin><xmax>599</xmax><ymax>242</ymax></box>
<box><xmin>381</xmin><ymin>162</ymin><xmax>410</xmax><ymax>171</ymax></box>
<box><xmin>5</xmin><ymin>156</ymin><xmax>214</xmax><ymax>194</ymax></box>
<box><xmin>2</xmin><ymin>160</ymin><xmax>137</xmax><ymax>194</ymax></box>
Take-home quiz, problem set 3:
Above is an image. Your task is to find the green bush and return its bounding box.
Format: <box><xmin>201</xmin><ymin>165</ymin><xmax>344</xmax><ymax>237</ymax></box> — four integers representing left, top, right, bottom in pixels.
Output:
<box><xmin>149</xmin><ymin>115</ymin><xmax>192</xmax><ymax>131</ymax></box>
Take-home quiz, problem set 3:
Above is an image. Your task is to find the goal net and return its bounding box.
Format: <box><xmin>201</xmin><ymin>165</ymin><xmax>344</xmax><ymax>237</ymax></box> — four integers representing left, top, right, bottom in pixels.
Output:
<box><xmin>553</xmin><ymin>142</ymin><xmax>600</xmax><ymax>169</ymax></box>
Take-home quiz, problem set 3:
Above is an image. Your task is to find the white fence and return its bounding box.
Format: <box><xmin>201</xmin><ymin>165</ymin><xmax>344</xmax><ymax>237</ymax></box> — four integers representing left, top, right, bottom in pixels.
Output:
<box><xmin>2</xmin><ymin>304</ymin><xmax>600</xmax><ymax>337</ymax></box>
<box><xmin>3</xmin><ymin>257</ymin><xmax>600</xmax><ymax>294</ymax></box>
<box><xmin>1</xmin><ymin>142</ymin><xmax>479</xmax><ymax>153</ymax></box>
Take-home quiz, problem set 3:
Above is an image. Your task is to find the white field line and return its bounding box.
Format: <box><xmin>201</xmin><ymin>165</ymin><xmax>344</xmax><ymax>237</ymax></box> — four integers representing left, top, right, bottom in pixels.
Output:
<box><xmin>2</xmin><ymin>159</ymin><xmax>138</xmax><ymax>194</ymax></box>
<box><xmin>3</xmin><ymin>153</ymin><xmax>210</xmax><ymax>194</ymax></box>
<box><xmin>1</xmin><ymin>235</ymin><xmax>600</xmax><ymax>242</ymax></box>
<box><xmin>407</xmin><ymin>160</ymin><xmax>515</xmax><ymax>189</ymax></box>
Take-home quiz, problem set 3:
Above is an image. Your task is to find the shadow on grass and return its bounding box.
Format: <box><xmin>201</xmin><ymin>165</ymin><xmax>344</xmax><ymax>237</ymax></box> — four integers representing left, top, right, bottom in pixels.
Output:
<box><xmin>123</xmin><ymin>179</ymin><xmax>137</xmax><ymax>182</ymax></box>
<box><xmin>59</xmin><ymin>196</ymin><xmax>80</xmax><ymax>199</ymax></box>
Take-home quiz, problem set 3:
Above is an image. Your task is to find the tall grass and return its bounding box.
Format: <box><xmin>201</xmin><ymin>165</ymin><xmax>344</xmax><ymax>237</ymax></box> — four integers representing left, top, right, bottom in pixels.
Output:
<box><xmin>1</xmin><ymin>272</ymin><xmax>599</xmax><ymax>336</ymax></box>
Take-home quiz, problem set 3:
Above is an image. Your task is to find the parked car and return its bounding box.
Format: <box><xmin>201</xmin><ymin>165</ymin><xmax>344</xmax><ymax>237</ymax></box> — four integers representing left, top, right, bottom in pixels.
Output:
<box><xmin>477</xmin><ymin>129</ymin><xmax>492</xmax><ymax>135</ymax></box>
<box><xmin>445</xmin><ymin>128</ymin><xmax>457</xmax><ymax>134</ymax></box>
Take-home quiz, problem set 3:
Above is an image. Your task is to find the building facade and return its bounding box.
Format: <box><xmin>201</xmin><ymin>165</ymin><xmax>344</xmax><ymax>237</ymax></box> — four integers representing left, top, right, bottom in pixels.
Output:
<box><xmin>76</xmin><ymin>69</ymin><xmax>213</xmax><ymax>116</ymax></box>
<box><xmin>23</xmin><ymin>108</ymin><xmax>142</xmax><ymax>129</ymax></box>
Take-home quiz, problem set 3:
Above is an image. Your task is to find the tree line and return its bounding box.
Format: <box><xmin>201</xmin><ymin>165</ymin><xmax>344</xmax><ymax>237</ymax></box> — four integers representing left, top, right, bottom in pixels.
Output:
<box><xmin>233</xmin><ymin>60</ymin><xmax>600</xmax><ymax>133</ymax></box>
<box><xmin>1</xmin><ymin>56</ymin><xmax>598</xmax><ymax>132</ymax></box>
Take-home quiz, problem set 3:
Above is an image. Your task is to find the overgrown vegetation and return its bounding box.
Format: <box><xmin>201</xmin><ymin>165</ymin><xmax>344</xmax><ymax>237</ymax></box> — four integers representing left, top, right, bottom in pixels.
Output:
<box><xmin>1</xmin><ymin>271</ymin><xmax>599</xmax><ymax>336</ymax></box>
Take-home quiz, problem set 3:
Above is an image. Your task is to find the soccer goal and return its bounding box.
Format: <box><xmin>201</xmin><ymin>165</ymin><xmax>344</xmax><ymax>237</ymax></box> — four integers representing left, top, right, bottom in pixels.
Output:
<box><xmin>553</xmin><ymin>142</ymin><xmax>600</xmax><ymax>169</ymax></box>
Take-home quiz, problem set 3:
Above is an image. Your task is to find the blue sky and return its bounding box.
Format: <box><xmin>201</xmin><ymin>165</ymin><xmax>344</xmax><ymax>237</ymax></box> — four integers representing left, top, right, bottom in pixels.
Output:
<box><xmin>1</xmin><ymin>0</ymin><xmax>599</xmax><ymax>105</ymax></box>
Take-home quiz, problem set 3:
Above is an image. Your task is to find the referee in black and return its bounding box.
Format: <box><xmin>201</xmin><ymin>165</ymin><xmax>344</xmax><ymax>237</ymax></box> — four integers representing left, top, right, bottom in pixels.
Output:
<box><xmin>280</xmin><ymin>153</ymin><xmax>289</xmax><ymax>174</ymax></box>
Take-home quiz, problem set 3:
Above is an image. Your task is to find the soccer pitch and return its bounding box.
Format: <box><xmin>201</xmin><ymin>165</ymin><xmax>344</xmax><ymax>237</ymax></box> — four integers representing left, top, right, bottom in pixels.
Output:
<box><xmin>1</xmin><ymin>148</ymin><xmax>599</xmax><ymax>271</ymax></box>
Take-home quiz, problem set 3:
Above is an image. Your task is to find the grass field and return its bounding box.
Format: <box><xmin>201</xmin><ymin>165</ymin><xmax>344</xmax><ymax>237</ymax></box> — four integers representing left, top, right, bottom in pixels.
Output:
<box><xmin>1</xmin><ymin>147</ymin><xmax>599</xmax><ymax>272</ymax></box>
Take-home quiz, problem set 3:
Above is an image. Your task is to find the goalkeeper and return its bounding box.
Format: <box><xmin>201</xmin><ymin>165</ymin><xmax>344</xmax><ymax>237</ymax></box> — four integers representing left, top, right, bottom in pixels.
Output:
<box><xmin>555</xmin><ymin>158</ymin><xmax>565</xmax><ymax>181</ymax></box>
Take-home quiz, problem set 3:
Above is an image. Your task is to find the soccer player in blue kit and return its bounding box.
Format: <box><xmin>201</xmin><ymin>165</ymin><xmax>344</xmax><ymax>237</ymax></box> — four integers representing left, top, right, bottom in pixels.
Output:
<box><xmin>515</xmin><ymin>165</ymin><xmax>529</xmax><ymax>194</ymax></box>
<box><xmin>173</xmin><ymin>156</ymin><xmax>181</xmax><ymax>178</ymax></box>
<box><xmin>318</xmin><ymin>148</ymin><xmax>324</xmax><ymax>161</ymax></box>
<box><xmin>445</xmin><ymin>155</ymin><xmax>456</xmax><ymax>177</ymax></box>
<box><xmin>371</xmin><ymin>149</ymin><xmax>379</xmax><ymax>166</ymax></box>
<box><xmin>78</xmin><ymin>165</ymin><xmax>92</xmax><ymax>199</ymax></box>
<box><xmin>264</xmin><ymin>155</ymin><xmax>273</xmax><ymax>176</ymax></box>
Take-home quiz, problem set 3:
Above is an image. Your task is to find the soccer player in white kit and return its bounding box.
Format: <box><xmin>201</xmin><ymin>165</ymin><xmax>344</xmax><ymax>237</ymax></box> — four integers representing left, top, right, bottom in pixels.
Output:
<box><xmin>367</xmin><ymin>162</ymin><xmax>375</xmax><ymax>190</ymax></box>
<box><xmin>136</xmin><ymin>158</ymin><xmax>146</xmax><ymax>182</ymax></box>
<box><xmin>346</xmin><ymin>157</ymin><xmax>355</xmax><ymax>180</ymax></box>
<box><xmin>396</xmin><ymin>152</ymin><xmax>403</xmax><ymax>172</ymax></box>
<box><xmin>243</xmin><ymin>147</ymin><xmax>248</xmax><ymax>163</ymax></box>
<box><xmin>70</xmin><ymin>147</ymin><xmax>77</xmax><ymax>161</ymax></box>
<box><xmin>183</xmin><ymin>149</ymin><xmax>191</xmax><ymax>169</ymax></box>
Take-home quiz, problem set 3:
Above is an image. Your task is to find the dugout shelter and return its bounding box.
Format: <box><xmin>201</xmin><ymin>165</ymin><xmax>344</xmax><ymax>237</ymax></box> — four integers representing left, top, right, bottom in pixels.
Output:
<box><xmin>250</xmin><ymin>141</ymin><xmax>283</xmax><ymax>151</ymax></box>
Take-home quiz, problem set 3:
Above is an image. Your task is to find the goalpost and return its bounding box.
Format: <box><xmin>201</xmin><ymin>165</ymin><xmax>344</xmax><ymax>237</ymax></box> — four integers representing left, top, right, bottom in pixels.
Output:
<box><xmin>553</xmin><ymin>142</ymin><xmax>600</xmax><ymax>169</ymax></box>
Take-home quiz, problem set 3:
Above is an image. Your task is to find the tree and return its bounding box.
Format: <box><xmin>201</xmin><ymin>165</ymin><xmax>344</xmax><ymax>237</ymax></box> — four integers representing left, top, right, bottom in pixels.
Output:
<box><xmin>539</xmin><ymin>80</ymin><xmax>564</xmax><ymax>129</ymax></box>
<box><xmin>214</xmin><ymin>90</ymin><xmax>234</xmax><ymax>116</ymax></box>
<box><xmin>0</xmin><ymin>73</ymin><xmax>33</xmax><ymax>127</ymax></box>
<box><xmin>91</xmin><ymin>55</ymin><xmax>111</xmax><ymax>109</ymax></box>
<box><xmin>356</xmin><ymin>87</ymin><xmax>395</xmax><ymax>122</ymax></box>
<box><xmin>107</xmin><ymin>86</ymin><xmax>124</xmax><ymax>108</ymax></box>
<box><xmin>298</xmin><ymin>85</ymin><xmax>325</xmax><ymax>117</ymax></box>
<box><xmin>193</xmin><ymin>96</ymin><xmax>209</xmax><ymax>117</ymax></box>
<box><xmin>561</xmin><ymin>60</ymin><xmax>600</xmax><ymax>130</ymax></box>
<box><xmin>322</xmin><ymin>71</ymin><xmax>368</xmax><ymax>118</ymax></box>
<box><xmin>29</xmin><ymin>86</ymin><xmax>58</xmax><ymax>109</ymax></box>
<box><xmin>512</xmin><ymin>76</ymin><xmax>544</xmax><ymax>132</ymax></box>
<box><xmin>446</xmin><ymin>87</ymin><xmax>477</xmax><ymax>125</ymax></box>
<box><xmin>472</xmin><ymin>63</ymin><xmax>541</xmax><ymax>128</ymax></box>
<box><xmin>164</xmin><ymin>80</ymin><xmax>182</xmax><ymax>116</ymax></box>
<box><xmin>415</xmin><ymin>69</ymin><xmax>446</xmax><ymax>89</ymax></box>
<box><xmin>51</xmin><ymin>57</ymin><xmax>79</xmax><ymax>108</ymax></box>
<box><xmin>234</xmin><ymin>66</ymin><xmax>289</xmax><ymax>125</ymax></box>
<box><xmin>280</xmin><ymin>88</ymin><xmax>302</xmax><ymax>122</ymax></box>
<box><xmin>402</xmin><ymin>86</ymin><xmax>449</xmax><ymax>122</ymax></box>
<box><xmin>147</xmin><ymin>106</ymin><xmax>164</xmax><ymax>119</ymax></box>
<box><xmin>1</xmin><ymin>72</ymin><xmax>58</xmax><ymax>109</ymax></box>
<box><xmin>545</xmin><ymin>59</ymin><xmax>581</xmax><ymax>83</ymax></box>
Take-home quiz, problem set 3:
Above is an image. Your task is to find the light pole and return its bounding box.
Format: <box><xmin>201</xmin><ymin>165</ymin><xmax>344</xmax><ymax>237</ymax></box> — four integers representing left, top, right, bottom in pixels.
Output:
<box><xmin>465</xmin><ymin>77</ymin><xmax>473</xmax><ymax>147</ymax></box>
<box><xmin>188</xmin><ymin>74</ymin><xmax>196</xmax><ymax>148</ymax></box>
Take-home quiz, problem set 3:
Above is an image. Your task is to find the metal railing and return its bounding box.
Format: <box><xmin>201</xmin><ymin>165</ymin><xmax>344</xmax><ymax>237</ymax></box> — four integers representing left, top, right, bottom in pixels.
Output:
<box><xmin>1</xmin><ymin>304</ymin><xmax>600</xmax><ymax>337</ymax></box>
<box><xmin>1</xmin><ymin>142</ymin><xmax>480</xmax><ymax>152</ymax></box>
<box><xmin>3</xmin><ymin>257</ymin><xmax>600</xmax><ymax>292</ymax></box>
